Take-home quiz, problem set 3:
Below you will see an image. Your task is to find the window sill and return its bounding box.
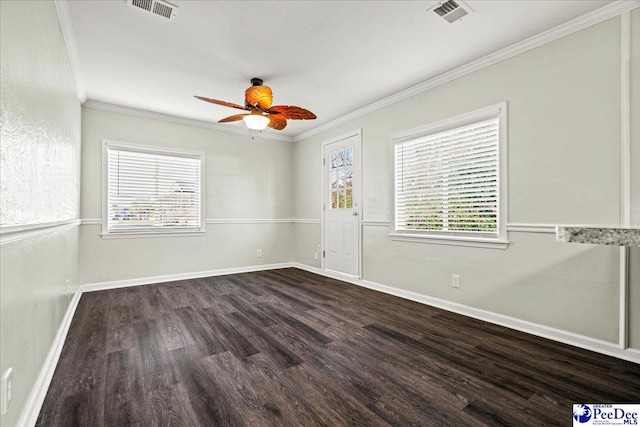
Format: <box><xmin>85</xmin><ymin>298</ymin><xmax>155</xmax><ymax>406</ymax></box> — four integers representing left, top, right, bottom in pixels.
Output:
<box><xmin>389</xmin><ymin>233</ymin><xmax>509</xmax><ymax>249</ymax></box>
<box><xmin>100</xmin><ymin>230</ymin><xmax>206</xmax><ymax>239</ymax></box>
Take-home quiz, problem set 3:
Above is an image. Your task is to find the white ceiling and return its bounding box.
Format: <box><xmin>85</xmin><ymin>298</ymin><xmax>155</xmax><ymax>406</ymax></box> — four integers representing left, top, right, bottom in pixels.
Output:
<box><xmin>65</xmin><ymin>0</ymin><xmax>615</xmax><ymax>138</ymax></box>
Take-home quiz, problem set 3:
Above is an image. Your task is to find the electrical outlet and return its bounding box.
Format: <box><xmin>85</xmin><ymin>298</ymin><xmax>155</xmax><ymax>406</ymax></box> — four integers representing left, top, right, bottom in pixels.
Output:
<box><xmin>314</xmin><ymin>252</ymin><xmax>319</xmax><ymax>260</ymax></box>
<box><xmin>317</xmin><ymin>244</ymin><xmax>322</xmax><ymax>252</ymax></box>
<box><xmin>256</xmin><ymin>249</ymin><xmax>262</xmax><ymax>258</ymax></box>
<box><xmin>451</xmin><ymin>274</ymin><xmax>460</xmax><ymax>289</ymax></box>
<box><xmin>1</xmin><ymin>368</ymin><xmax>12</xmax><ymax>415</ymax></box>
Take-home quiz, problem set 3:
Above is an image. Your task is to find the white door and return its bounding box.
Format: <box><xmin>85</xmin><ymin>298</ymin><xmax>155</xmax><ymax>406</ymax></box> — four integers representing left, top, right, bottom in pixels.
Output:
<box><xmin>322</xmin><ymin>131</ymin><xmax>361</xmax><ymax>277</ymax></box>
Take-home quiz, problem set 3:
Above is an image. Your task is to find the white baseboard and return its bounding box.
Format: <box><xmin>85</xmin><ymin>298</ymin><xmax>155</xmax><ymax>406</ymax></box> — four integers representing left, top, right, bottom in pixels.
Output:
<box><xmin>292</xmin><ymin>263</ymin><xmax>640</xmax><ymax>364</ymax></box>
<box><xmin>80</xmin><ymin>262</ymin><xmax>294</xmax><ymax>293</ymax></box>
<box><xmin>17</xmin><ymin>289</ymin><xmax>83</xmax><ymax>427</ymax></box>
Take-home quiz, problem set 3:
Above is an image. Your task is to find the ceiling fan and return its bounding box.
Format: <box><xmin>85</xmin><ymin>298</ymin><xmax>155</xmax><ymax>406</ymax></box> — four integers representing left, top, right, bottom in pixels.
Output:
<box><xmin>195</xmin><ymin>78</ymin><xmax>316</xmax><ymax>131</ymax></box>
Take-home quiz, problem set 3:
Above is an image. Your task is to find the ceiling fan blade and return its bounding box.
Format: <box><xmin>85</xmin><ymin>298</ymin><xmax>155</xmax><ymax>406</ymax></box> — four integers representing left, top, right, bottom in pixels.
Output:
<box><xmin>269</xmin><ymin>105</ymin><xmax>316</xmax><ymax>120</ymax></box>
<box><xmin>218</xmin><ymin>113</ymin><xmax>248</xmax><ymax>123</ymax></box>
<box><xmin>194</xmin><ymin>96</ymin><xmax>247</xmax><ymax>111</ymax></box>
<box><xmin>267</xmin><ymin>114</ymin><xmax>287</xmax><ymax>130</ymax></box>
<box><xmin>245</xmin><ymin>85</ymin><xmax>273</xmax><ymax>109</ymax></box>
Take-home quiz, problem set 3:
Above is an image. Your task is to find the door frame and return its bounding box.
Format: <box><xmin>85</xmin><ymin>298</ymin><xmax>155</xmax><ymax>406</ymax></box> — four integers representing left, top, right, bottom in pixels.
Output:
<box><xmin>320</xmin><ymin>129</ymin><xmax>363</xmax><ymax>278</ymax></box>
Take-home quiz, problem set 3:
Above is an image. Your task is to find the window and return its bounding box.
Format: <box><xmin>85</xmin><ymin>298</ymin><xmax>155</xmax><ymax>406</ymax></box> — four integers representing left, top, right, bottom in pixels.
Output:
<box><xmin>391</xmin><ymin>103</ymin><xmax>507</xmax><ymax>248</ymax></box>
<box><xmin>102</xmin><ymin>140</ymin><xmax>205</xmax><ymax>238</ymax></box>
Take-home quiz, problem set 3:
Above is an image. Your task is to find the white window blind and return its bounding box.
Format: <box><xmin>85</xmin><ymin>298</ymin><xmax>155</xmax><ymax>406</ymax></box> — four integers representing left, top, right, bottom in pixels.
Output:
<box><xmin>105</xmin><ymin>142</ymin><xmax>204</xmax><ymax>234</ymax></box>
<box><xmin>394</xmin><ymin>117</ymin><xmax>499</xmax><ymax>237</ymax></box>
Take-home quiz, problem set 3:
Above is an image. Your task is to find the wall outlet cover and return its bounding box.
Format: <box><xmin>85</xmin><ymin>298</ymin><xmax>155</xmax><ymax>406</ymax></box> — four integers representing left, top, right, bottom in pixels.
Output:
<box><xmin>452</xmin><ymin>274</ymin><xmax>461</xmax><ymax>289</ymax></box>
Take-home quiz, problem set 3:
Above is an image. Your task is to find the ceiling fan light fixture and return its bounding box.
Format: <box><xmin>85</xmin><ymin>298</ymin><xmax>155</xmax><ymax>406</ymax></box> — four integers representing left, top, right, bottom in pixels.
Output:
<box><xmin>195</xmin><ymin>78</ymin><xmax>315</xmax><ymax>132</ymax></box>
<box><xmin>243</xmin><ymin>111</ymin><xmax>270</xmax><ymax>130</ymax></box>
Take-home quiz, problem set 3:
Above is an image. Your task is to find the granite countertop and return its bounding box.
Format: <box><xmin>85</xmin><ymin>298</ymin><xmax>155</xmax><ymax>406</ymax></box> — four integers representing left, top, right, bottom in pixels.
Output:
<box><xmin>555</xmin><ymin>226</ymin><xmax>640</xmax><ymax>247</ymax></box>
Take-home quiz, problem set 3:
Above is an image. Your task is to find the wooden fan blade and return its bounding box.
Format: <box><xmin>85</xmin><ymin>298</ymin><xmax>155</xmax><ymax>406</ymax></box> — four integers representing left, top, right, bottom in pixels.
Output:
<box><xmin>267</xmin><ymin>114</ymin><xmax>287</xmax><ymax>130</ymax></box>
<box><xmin>269</xmin><ymin>105</ymin><xmax>316</xmax><ymax>120</ymax></box>
<box><xmin>245</xmin><ymin>86</ymin><xmax>273</xmax><ymax>109</ymax></box>
<box><xmin>218</xmin><ymin>113</ymin><xmax>248</xmax><ymax>123</ymax></box>
<box><xmin>194</xmin><ymin>96</ymin><xmax>247</xmax><ymax>111</ymax></box>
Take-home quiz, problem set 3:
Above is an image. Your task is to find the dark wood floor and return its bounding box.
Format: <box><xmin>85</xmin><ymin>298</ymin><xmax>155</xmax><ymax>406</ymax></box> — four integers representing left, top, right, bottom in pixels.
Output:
<box><xmin>37</xmin><ymin>268</ymin><xmax>639</xmax><ymax>426</ymax></box>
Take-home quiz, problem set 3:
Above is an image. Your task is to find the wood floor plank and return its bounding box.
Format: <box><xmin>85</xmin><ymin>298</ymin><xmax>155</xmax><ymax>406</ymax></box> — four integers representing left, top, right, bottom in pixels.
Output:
<box><xmin>170</xmin><ymin>346</ymin><xmax>239</xmax><ymax>426</ymax></box>
<box><xmin>200</xmin><ymin>307</ymin><xmax>260</xmax><ymax>359</ymax></box>
<box><xmin>105</xmin><ymin>304</ymin><xmax>136</xmax><ymax>354</ymax></box>
<box><xmin>173</xmin><ymin>306</ymin><xmax>228</xmax><ymax>357</ymax></box>
<box><xmin>223</xmin><ymin>294</ymin><xmax>278</xmax><ymax>327</ymax></box>
<box><xmin>104</xmin><ymin>348</ymin><xmax>143</xmax><ymax>426</ymax></box>
<box><xmin>228</xmin><ymin>311</ymin><xmax>304</xmax><ymax>369</ymax></box>
<box><xmin>38</xmin><ymin>268</ymin><xmax>640</xmax><ymax>426</ymax></box>
<box><xmin>155</xmin><ymin>309</ymin><xmax>195</xmax><ymax>351</ymax></box>
<box><xmin>198</xmin><ymin>352</ymin><xmax>274</xmax><ymax>426</ymax></box>
<box><xmin>242</xmin><ymin>352</ymin><xmax>347</xmax><ymax>426</ymax></box>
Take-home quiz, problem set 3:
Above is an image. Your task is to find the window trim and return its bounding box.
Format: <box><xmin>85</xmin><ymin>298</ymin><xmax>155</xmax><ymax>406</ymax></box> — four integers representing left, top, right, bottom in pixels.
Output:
<box><xmin>101</xmin><ymin>139</ymin><xmax>206</xmax><ymax>238</ymax></box>
<box><xmin>390</xmin><ymin>102</ymin><xmax>508</xmax><ymax>249</ymax></box>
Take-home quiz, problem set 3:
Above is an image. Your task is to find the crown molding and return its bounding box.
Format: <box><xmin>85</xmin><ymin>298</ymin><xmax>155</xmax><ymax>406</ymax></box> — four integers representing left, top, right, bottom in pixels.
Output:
<box><xmin>58</xmin><ymin>0</ymin><xmax>639</xmax><ymax>143</ymax></box>
<box><xmin>54</xmin><ymin>0</ymin><xmax>86</xmax><ymax>103</ymax></box>
<box><xmin>83</xmin><ymin>100</ymin><xmax>294</xmax><ymax>143</ymax></box>
<box><xmin>292</xmin><ymin>0</ymin><xmax>640</xmax><ymax>142</ymax></box>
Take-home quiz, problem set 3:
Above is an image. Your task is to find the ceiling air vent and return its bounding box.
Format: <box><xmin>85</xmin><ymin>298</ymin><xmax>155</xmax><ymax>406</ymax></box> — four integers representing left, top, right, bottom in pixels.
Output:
<box><xmin>429</xmin><ymin>0</ymin><xmax>473</xmax><ymax>24</ymax></box>
<box><xmin>127</xmin><ymin>0</ymin><xmax>178</xmax><ymax>21</ymax></box>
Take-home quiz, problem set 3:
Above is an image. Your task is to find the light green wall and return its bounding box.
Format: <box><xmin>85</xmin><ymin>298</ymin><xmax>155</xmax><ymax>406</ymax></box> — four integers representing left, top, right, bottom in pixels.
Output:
<box><xmin>0</xmin><ymin>227</ymin><xmax>80</xmax><ymax>425</ymax></box>
<box><xmin>294</xmin><ymin>223</ymin><xmax>322</xmax><ymax>268</ymax></box>
<box><xmin>363</xmin><ymin>228</ymin><xmax>619</xmax><ymax>339</ymax></box>
<box><xmin>294</xmin><ymin>16</ymin><xmax>632</xmax><ymax>344</ymax></box>
<box><xmin>0</xmin><ymin>1</ymin><xmax>81</xmax><ymax>425</ymax></box>
<box><xmin>79</xmin><ymin>108</ymin><xmax>294</xmax><ymax>284</ymax></box>
<box><xmin>80</xmin><ymin>222</ymin><xmax>293</xmax><ymax>284</ymax></box>
<box><xmin>629</xmin><ymin>8</ymin><xmax>640</xmax><ymax>349</ymax></box>
<box><xmin>631</xmin><ymin>8</ymin><xmax>640</xmax><ymax>226</ymax></box>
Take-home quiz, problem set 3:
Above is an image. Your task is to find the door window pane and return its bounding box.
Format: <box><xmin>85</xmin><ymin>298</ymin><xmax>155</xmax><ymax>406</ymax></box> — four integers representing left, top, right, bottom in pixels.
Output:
<box><xmin>330</xmin><ymin>151</ymin><xmax>338</xmax><ymax>169</ymax></box>
<box><xmin>346</xmin><ymin>146</ymin><xmax>353</xmax><ymax>166</ymax></box>
<box><xmin>328</xmin><ymin>146</ymin><xmax>354</xmax><ymax>210</ymax></box>
<box><xmin>330</xmin><ymin>171</ymin><xmax>338</xmax><ymax>190</ymax></box>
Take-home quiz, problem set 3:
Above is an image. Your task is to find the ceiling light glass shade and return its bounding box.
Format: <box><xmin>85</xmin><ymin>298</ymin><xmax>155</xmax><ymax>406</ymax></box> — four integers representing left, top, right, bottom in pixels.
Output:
<box><xmin>243</xmin><ymin>112</ymin><xmax>270</xmax><ymax>130</ymax></box>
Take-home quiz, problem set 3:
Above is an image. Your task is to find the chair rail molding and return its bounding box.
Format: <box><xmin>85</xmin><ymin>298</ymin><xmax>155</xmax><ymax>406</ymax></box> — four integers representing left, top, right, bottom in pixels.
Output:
<box><xmin>0</xmin><ymin>219</ymin><xmax>81</xmax><ymax>247</ymax></box>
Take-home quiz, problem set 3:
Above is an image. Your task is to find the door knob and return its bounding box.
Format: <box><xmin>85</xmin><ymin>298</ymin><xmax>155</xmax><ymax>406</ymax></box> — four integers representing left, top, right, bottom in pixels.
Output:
<box><xmin>352</xmin><ymin>212</ymin><xmax>358</xmax><ymax>216</ymax></box>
